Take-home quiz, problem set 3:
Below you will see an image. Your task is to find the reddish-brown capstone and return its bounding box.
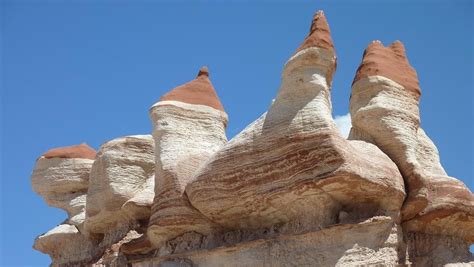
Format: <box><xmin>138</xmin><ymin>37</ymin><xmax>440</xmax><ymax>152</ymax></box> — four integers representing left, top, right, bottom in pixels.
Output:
<box><xmin>41</xmin><ymin>143</ymin><xmax>96</xmax><ymax>160</ymax></box>
<box><xmin>353</xmin><ymin>40</ymin><xmax>421</xmax><ymax>96</ymax></box>
<box><xmin>159</xmin><ymin>66</ymin><xmax>225</xmax><ymax>112</ymax></box>
<box><xmin>295</xmin><ymin>10</ymin><xmax>335</xmax><ymax>54</ymax></box>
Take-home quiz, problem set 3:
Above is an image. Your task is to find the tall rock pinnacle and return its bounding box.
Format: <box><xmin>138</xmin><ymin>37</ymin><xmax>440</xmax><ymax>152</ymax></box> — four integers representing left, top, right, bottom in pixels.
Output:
<box><xmin>349</xmin><ymin>40</ymin><xmax>474</xmax><ymax>247</ymax></box>
<box><xmin>295</xmin><ymin>10</ymin><xmax>335</xmax><ymax>54</ymax></box>
<box><xmin>158</xmin><ymin>66</ymin><xmax>225</xmax><ymax>112</ymax></box>
<box><xmin>147</xmin><ymin>67</ymin><xmax>228</xmax><ymax>247</ymax></box>
<box><xmin>352</xmin><ymin>40</ymin><xmax>420</xmax><ymax>96</ymax></box>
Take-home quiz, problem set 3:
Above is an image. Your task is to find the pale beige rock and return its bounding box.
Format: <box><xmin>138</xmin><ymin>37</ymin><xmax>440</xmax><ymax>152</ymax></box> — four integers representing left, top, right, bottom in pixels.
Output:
<box><xmin>349</xmin><ymin>41</ymin><xmax>474</xmax><ymax>243</ymax></box>
<box><xmin>147</xmin><ymin>68</ymin><xmax>228</xmax><ymax>247</ymax></box>
<box><xmin>85</xmin><ymin>135</ymin><xmax>155</xmax><ymax>234</ymax></box>
<box><xmin>186</xmin><ymin>13</ymin><xmax>405</xmax><ymax>232</ymax></box>
<box><xmin>131</xmin><ymin>217</ymin><xmax>404</xmax><ymax>267</ymax></box>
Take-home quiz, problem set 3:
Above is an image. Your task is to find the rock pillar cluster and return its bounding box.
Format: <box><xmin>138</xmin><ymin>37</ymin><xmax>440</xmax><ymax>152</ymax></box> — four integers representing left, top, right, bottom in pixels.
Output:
<box><xmin>31</xmin><ymin>10</ymin><xmax>473</xmax><ymax>267</ymax></box>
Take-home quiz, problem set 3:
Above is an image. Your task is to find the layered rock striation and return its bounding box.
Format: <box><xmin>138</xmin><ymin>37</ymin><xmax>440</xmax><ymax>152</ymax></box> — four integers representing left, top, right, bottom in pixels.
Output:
<box><xmin>31</xmin><ymin>10</ymin><xmax>473</xmax><ymax>267</ymax></box>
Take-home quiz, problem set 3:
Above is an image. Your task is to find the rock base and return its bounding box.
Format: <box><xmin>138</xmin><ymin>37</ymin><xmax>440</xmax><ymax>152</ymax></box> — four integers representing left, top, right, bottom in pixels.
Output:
<box><xmin>129</xmin><ymin>217</ymin><xmax>403</xmax><ymax>267</ymax></box>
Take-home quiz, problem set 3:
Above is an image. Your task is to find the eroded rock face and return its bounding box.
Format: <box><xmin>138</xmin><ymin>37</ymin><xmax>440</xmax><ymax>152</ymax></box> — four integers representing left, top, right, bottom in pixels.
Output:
<box><xmin>147</xmin><ymin>67</ymin><xmax>228</xmax><ymax>247</ymax></box>
<box><xmin>349</xmin><ymin>40</ymin><xmax>474</xmax><ymax>243</ymax></box>
<box><xmin>186</xmin><ymin>11</ymin><xmax>405</xmax><ymax>232</ymax></box>
<box><xmin>85</xmin><ymin>135</ymin><xmax>155</xmax><ymax>234</ymax></box>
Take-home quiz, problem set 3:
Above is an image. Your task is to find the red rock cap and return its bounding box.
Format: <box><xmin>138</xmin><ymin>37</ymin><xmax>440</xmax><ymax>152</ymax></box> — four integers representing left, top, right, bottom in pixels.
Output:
<box><xmin>41</xmin><ymin>143</ymin><xmax>96</xmax><ymax>160</ymax></box>
<box><xmin>353</xmin><ymin>40</ymin><xmax>421</xmax><ymax>96</ymax></box>
<box><xmin>159</xmin><ymin>66</ymin><xmax>225</xmax><ymax>112</ymax></box>
<box><xmin>295</xmin><ymin>10</ymin><xmax>335</xmax><ymax>54</ymax></box>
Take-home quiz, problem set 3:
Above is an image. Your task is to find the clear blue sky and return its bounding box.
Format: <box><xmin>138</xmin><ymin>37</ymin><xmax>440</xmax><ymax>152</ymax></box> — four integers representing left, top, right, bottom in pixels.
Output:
<box><xmin>1</xmin><ymin>1</ymin><xmax>473</xmax><ymax>266</ymax></box>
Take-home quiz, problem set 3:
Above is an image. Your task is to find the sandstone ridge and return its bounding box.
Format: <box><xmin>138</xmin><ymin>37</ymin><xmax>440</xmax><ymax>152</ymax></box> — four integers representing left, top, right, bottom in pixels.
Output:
<box><xmin>31</xmin><ymin>10</ymin><xmax>473</xmax><ymax>267</ymax></box>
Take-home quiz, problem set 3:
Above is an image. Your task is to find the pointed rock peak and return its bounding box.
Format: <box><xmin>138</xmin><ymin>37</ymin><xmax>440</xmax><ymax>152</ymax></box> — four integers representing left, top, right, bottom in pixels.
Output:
<box><xmin>389</xmin><ymin>40</ymin><xmax>407</xmax><ymax>58</ymax></box>
<box><xmin>353</xmin><ymin>40</ymin><xmax>420</xmax><ymax>96</ymax></box>
<box><xmin>41</xmin><ymin>143</ymin><xmax>96</xmax><ymax>160</ymax></box>
<box><xmin>159</xmin><ymin>67</ymin><xmax>225</xmax><ymax>112</ymax></box>
<box><xmin>369</xmin><ymin>40</ymin><xmax>383</xmax><ymax>47</ymax></box>
<box><xmin>389</xmin><ymin>40</ymin><xmax>404</xmax><ymax>49</ymax></box>
<box><xmin>295</xmin><ymin>10</ymin><xmax>335</xmax><ymax>54</ymax></box>
<box><xmin>197</xmin><ymin>66</ymin><xmax>209</xmax><ymax>78</ymax></box>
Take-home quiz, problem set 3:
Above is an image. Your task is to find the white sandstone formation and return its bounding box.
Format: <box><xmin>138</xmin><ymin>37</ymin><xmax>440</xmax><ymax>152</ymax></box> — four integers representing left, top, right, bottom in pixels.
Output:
<box><xmin>147</xmin><ymin>66</ymin><xmax>228</xmax><ymax>247</ymax></box>
<box><xmin>349</xmin><ymin>40</ymin><xmax>474</xmax><ymax>265</ymax></box>
<box><xmin>85</xmin><ymin>135</ymin><xmax>155</xmax><ymax>234</ymax></box>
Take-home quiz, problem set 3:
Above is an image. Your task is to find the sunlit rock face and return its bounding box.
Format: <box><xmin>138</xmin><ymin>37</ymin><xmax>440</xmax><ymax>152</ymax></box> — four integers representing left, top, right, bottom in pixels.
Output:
<box><xmin>186</xmin><ymin>11</ymin><xmax>405</xmax><ymax>234</ymax></box>
<box><xmin>30</xmin><ymin>10</ymin><xmax>473</xmax><ymax>267</ymax></box>
<box><xmin>147</xmin><ymin>67</ymin><xmax>228</xmax><ymax>247</ymax></box>
<box><xmin>84</xmin><ymin>135</ymin><xmax>155</xmax><ymax>234</ymax></box>
<box><xmin>349</xmin><ymin>40</ymin><xmax>474</xmax><ymax>263</ymax></box>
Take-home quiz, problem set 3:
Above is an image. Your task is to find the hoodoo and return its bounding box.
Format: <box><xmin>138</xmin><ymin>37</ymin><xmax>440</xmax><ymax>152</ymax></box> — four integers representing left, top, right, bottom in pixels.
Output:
<box><xmin>349</xmin><ymin>40</ymin><xmax>474</xmax><ymax>265</ymax></box>
<box><xmin>30</xmin><ymin>10</ymin><xmax>473</xmax><ymax>267</ymax></box>
<box><xmin>147</xmin><ymin>67</ymin><xmax>228</xmax><ymax>248</ymax></box>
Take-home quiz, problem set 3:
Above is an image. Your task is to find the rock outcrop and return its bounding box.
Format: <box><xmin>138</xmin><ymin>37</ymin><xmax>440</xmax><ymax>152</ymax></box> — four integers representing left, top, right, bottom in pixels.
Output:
<box><xmin>31</xmin><ymin>10</ymin><xmax>473</xmax><ymax>267</ymax></box>
<box><xmin>147</xmin><ymin>66</ymin><xmax>228</xmax><ymax>247</ymax></box>
<box><xmin>349</xmin><ymin>40</ymin><xmax>474</xmax><ymax>264</ymax></box>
